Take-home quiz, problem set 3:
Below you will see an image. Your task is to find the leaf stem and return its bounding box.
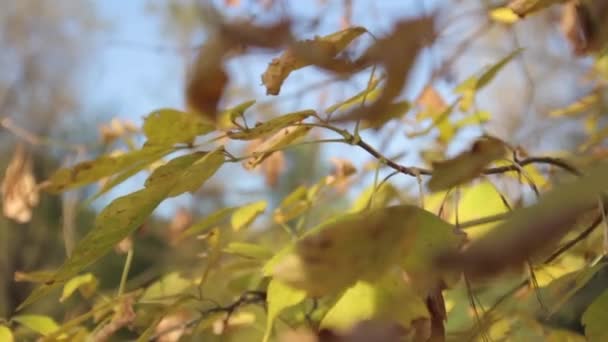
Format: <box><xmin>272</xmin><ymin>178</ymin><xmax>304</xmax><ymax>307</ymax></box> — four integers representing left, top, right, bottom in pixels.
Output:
<box><xmin>117</xmin><ymin>246</ymin><xmax>134</xmax><ymax>297</ymax></box>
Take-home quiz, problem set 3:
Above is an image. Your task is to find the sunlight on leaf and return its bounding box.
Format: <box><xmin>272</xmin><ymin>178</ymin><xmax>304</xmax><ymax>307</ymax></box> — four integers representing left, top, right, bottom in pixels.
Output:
<box><xmin>60</xmin><ymin>273</ymin><xmax>98</xmax><ymax>302</ymax></box>
<box><xmin>12</xmin><ymin>315</ymin><xmax>59</xmax><ymax>336</ymax></box>
<box><xmin>454</xmin><ymin>181</ymin><xmax>509</xmax><ymax>239</ymax></box>
<box><xmin>266</xmin><ymin>205</ymin><xmax>430</xmax><ymax>297</ymax></box>
<box><xmin>273</xmin><ymin>186</ymin><xmax>310</xmax><ymax>224</ymax></box>
<box><xmin>320</xmin><ymin>269</ymin><xmax>429</xmax><ymax>332</ymax></box>
<box><xmin>550</xmin><ymin>93</ymin><xmax>599</xmax><ymax>117</ymax></box>
<box><xmin>490</xmin><ymin>7</ymin><xmax>520</xmax><ymax>24</ymax></box>
<box><xmin>262</xmin><ymin>279</ymin><xmax>306</xmax><ymax>342</ymax></box>
<box><xmin>231</xmin><ymin>200</ymin><xmax>267</xmax><ymax>231</ymax></box>
<box><xmin>0</xmin><ymin>326</ymin><xmax>12</xmax><ymax>342</ymax></box>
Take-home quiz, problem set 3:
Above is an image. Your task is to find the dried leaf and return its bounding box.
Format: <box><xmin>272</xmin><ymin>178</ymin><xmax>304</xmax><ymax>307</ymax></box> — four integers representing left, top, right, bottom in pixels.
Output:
<box><xmin>243</xmin><ymin>126</ymin><xmax>311</xmax><ymax>169</ymax></box>
<box><xmin>261</xmin><ymin>27</ymin><xmax>367</xmax><ymax>95</ymax></box>
<box><xmin>415</xmin><ymin>85</ymin><xmax>447</xmax><ymax>119</ymax></box>
<box><xmin>1</xmin><ymin>144</ymin><xmax>39</xmax><ymax>223</ymax></box>
<box><xmin>508</xmin><ymin>0</ymin><xmax>567</xmax><ymax>17</ymax></box>
<box><xmin>428</xmin><ymin>136</ymin><xmax>506</xmax><ymax>192</ymax></box>
<box><xmin>561</xmin><ymin>0</ymin><xmax>608</xmax><ymax>55</ymax></box>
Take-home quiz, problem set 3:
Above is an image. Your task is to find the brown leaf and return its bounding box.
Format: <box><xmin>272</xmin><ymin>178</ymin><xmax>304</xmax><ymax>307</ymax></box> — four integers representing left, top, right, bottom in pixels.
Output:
<box><xmin>436</xmin><ymin>161</ymin><xmax>608</xmax><ymax>278</ymax></box>
<box><xmin>168</xmin><ymin>207</ymin><xmax>193</xmax><ymax>245</ymax></box>
<box><xmin>416</xmin><ymin>85</ymin><xmax>447</xmax><ymax>118</ymax></box>
<box><xmin>561</xmin><ymin>0</ymin><xmax>608</xmax><ymax>55</ymax></box>
<box><xmin>1</xmin><ymin>144</ymin><xmax>39</xmax><ymax>223</ymax></box>
<box><xmin>333</xmin><ymin>17</ymin><xmax>436</xmax><ymax>124</ymax></box>
<box><xmin>428</xmin><ymin>136</ymin><xmax>506</xmax><ymax>192</ymax></box>
<box><xmin>261</xmin><ymin>26</ymin><xmax>367</xmax><ymax>95</ymax></box>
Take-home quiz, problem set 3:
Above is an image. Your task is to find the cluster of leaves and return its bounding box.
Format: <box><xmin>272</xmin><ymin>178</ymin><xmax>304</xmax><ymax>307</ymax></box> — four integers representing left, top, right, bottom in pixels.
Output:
<box><xmin>3</xmin><ymin>0</ymin><xmax>608</xmax><ymax>341</ymax></box>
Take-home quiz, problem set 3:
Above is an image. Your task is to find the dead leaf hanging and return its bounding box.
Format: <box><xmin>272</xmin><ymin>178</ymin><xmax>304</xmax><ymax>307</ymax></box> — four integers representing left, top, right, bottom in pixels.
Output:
<box><xmin>1</xmin><ymin>144</ymin><xmax>40</xmax><ymax>223</ymax></box>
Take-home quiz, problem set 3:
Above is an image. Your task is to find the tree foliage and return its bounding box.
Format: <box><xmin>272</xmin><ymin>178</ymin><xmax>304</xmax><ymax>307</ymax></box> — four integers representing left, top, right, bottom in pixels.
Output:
<box><xmin>2</xmin><ymin>0</ymin><xmax>608</xmax><ymax>341</ymax></box>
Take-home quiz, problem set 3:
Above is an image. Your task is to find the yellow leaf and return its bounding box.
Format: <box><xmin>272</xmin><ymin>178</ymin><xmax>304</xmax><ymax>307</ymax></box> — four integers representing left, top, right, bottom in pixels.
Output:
<box><xmin>273</xmin><ymin>186</ymin><xmax>310</xmax><ymax>224</ymax></box>
<box><xmin>223</xmin><ymin>242</ymin><xmax>273</xmax><ymax>260</ymax></box>
<box><xmin>60</xmin><ymin>273</ymin><xmax>98</xmax><ymax>302</ymax></box>
<box><xmin>490</xmin><ymin>7</ymin><xmax>520</xmax><ymax>24</ymax></box>
<box><xmin>0</xmin><ymin>325</ymin><xmax>13</xmax><ymax>342</ymax></box>
<box><xmin>231</xmin><ymin>200</ymin><xmax>267</xmax><ymax>231</ymax></box>
<box><xmin>453</xmin><ymin>181</ymin><xmax>509</xmax><ymax>239</ymax></box>
<box><xmin>325</xmin><ymin>78</ymin><xmax>382</xmax><ymax>115</ymax></box>
<box><xmin>550</xmin><ymin>93</ymin><xmax>599</xmax><ymax>117</ymax></box>
<box><xmin>265</xmin><ymin>205</ymin><xmax>427</xmax><ymax>297</ymax></box>
<box><xmin>12</xmin><ymin>315</ymin><xmax>59</xmax><ymax>336</ymax></box>
<box><xmin>320</xmin><ymin>269</ymin><xmax>429</xmax><ymax>332</ymax></box>
<box><xmin>262</xmin><ymin>279</ymin><xmax>306</xmax><ymax>342</ymax></box>
<box><xmin>143</xmin><ymin>108</ymin><xmax>215</xmax><ymax>146</ymax></box>
<box><xmin>508</xmin><ymin>0</ymin><xmax>568</xmax><ymax>17</ymax></box>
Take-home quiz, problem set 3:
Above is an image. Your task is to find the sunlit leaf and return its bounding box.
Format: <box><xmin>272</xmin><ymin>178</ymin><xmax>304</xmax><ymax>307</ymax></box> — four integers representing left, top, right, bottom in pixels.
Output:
<box><xmin>320</xmin><ymin>269</ymin><xmax>429</xmax><ymax>331</ymax></box>
<box><xmin>223</xmin><ymin>242</ymin><xmax>273</xmax><ymax>260</ymax></box>
<box><xmin>454</xmin><ymin>181</ymin><xmax>509</xmax><ymax>239</ymax></box>
<box><xmin>0</xmin><ymin>326</ymin><xmax>13</xmax><ymax>342</ymax></box>
<box><xmin>325</xmin><ymin>78</ymin><xmax>382</xmax><ymax>115</ymax></box>
<box><xmin>143</xmin><ymin>108</ymin><xmax>215</xmax><ymax>146</ymax></box>
<box><xmin>12</xmin><ymin>315</ymin><xmax>59</xmax><ymax>336</ymax></box>
<box><xmin>508</xmin><ymin>0</ymin><xmax>568</xmax><ymax>17</ymax></box>
<box><xmin>490</xmin><ymin>7</ymin><xmax>520</xmax><ymax>24</ymax></box>
<box><xmin>218</xmin><ymin>100</ymin><xmax>256</xmax><ymax>129</ymax></box>
<box><xmin>273</xmin><ymin>186</ymin><xmax>310</xmax><ymax>224</ymax></box>
<box><xmin>144</xmin><ymin>149</ymin><xmax>225</xmax><ymax>197</ymax></box>
<box><xmin>582</xmin><ymin>288</ymin><xmax>608</xmax><ymax>341</ymax></box>
<box><xmin>243</xmin><ymin>126</ymin><xmax>311</xmax><ymax>169</ymax></box>
<box><xmin>350</xmin><ymin>182</ymin><xmax>400</xmax><ymax>212</ymax></box>
<box><xmin>44</xmin><ymin>146</ymin><xmax>172</xmax><ymax>193</ymax></box>
<box><xmin>550</xmin><ymin>93</ymin><xmax>599</xmax><ymax>117</ymax></box>
<box><xmin>231</xmin><ymin>200</ymin><xmax>267</xmax><ymax>231</ymax></box>
<box><xmin>60</xmin><ymin>273</ymin><xmax>98</xmax><ymax>302</ymax></box>
<box><xmin>262</xmin><ymin>279</ymin><xmax>307</xmax><ymax>342</ymax></box>
<box><xmin>437</xmin><ymin>162</ymin><xmax>608</xmax><ymax>278</ymax></box>
<box><xmin>453</xmin><ymin>110</ymin><xmax>491</xmax><ymax>129</ymax></box>
<box><xmin>261</xmin><ymin>27</ymin><xmax>367</xmax><ymax>95</ymax></box>
<box><xmin>428</xmin><ymin>137</ymin><xmax>506</xmax><ymax>192</ymax></box>
<box><xmin>266</xmin><ymin>205</ymin><xmax>430</xmax><ymax>297</ymax></box>
<box><xmin>227</xmin><ymin>110</ymin><xmax>314</xmax><ymax>140</ymax></box>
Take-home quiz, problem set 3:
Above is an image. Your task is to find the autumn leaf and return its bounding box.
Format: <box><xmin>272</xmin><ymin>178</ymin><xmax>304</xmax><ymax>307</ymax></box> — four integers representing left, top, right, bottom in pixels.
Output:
<box><xmin>428</xmin><ymin>136</ymin><xmax>507</xmax><ymax>192</ymax></box>
<box><xmin>261</xmin><ymin>26</ymin><xmax>367</xmax><ymax>95</ymax></box>
<box><xmin>1</xmin><ymin>144</ymin><xmax>39</xmax><ymax>223</ymax></box>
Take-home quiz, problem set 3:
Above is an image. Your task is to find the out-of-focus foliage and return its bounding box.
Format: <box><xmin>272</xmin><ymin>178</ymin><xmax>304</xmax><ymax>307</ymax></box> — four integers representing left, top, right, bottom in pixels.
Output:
<box><xmin>3</xmin><ymin>0</ymin><xmax>608</xmax><ymax>341</ymax></box>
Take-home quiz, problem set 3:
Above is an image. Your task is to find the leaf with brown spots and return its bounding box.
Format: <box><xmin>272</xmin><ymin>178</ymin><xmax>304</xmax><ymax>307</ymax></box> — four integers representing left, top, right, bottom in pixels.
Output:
<box><xmin>264</xmin><ymin>205</ymin><xmax>445</xmax><ymax>297</ymax></box>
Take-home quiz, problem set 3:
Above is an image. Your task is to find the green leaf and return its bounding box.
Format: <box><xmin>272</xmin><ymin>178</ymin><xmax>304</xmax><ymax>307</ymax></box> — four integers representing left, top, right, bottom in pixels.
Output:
<box><xmin>0</xmin><ymin>325</ymin><xmax>13</xmax><ymax>342</ymax></box>
<box><xmin>60</xmin><ymin>273</ymin><xmax>98</xmax><ymax>302</ymax></box>
<box><xmin>325</xmin><ymin>78</ymin><xmax>382</xmax><ymax>114</ymax></box>
<box><xmin>438</xmin><ymin>161</ymin><xmax>608</xmax><ymax>277</ymax></box>
<box><xmin>177</xmin><ymin>206</ymin><xmax>236</xmax><ymax>241</ymax></box>
<box><xmin>19</xmin><ymin>185</ymin><xmax>170</xmax><ymax>310</ymax></box>
<box><xmin>140</xmin><ymin>272</ymin><xmax>195</xmax><ymax>302</ymax></box>
<box><xmin>231</xmin><ymin>200</ymin><xmax>267</xmax><ymax>231</ymax></box>
<box><xmin>44</xmin><ymin>146</ymin><xmax>171</xmax><ymax>193</ymax></box>
<box><xmin>143</xmin><ymin>108</ymin><xmax>215</xmax><ymax>146</ymax></box>
<box><xmin>223</xmin><ymin>242</ymin><xmax>274</xmax><ymax>260</ymax></box>
<box><xmin>582</xmin><ymin>288</ymin><xmax>608</xmax><ymax>342</ymax></box>
<box><xmin>265</xmin><ymin>205</ymin><xmax>426</xmax><ymax>297</ymax></box>
<box><xmin>145</xmin><ymin>149</ymin><xmax>225</xmax><ymax>197</ymax></box>
<box><xmin>227</xmin><ymin>110</ymin><xmax>314</xmax><ymax>140</ymax></box>
<box><xmin>12</xmin><ymin>315</ymin><xmax>59</xmax><ymax>336</ymax></box>
<box><xmin>508</xmin><ymin>0</ymin><xmax>567</xmax><ymax>17</ymax></box>
<box><xmin>428</xmin><ymin>136</ymin><xmax>506</xmax><ymax>192</ymax></box>
<box><xmin>320</xmin><ymin>269</ymin><xmax>429</xmax><ymax>331</ymax></box>
<box><xmin>454</xmin><ymin>181</ymin><xmax>509</xmax><ymax>239</ymax></box>
<box><xmin>477</xmin><ymin>48</ymin><xmax>524</xmax><ymax>90</ymax></box>
<box><xmin>262</xmin><ymin>279</ymin><xmax>306</xmax><ymax>342</ymax></box>
<box><xmin>273</xmin><ymin>186</ymin><xmax>310</xmax><ymax>224</ymax></box>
